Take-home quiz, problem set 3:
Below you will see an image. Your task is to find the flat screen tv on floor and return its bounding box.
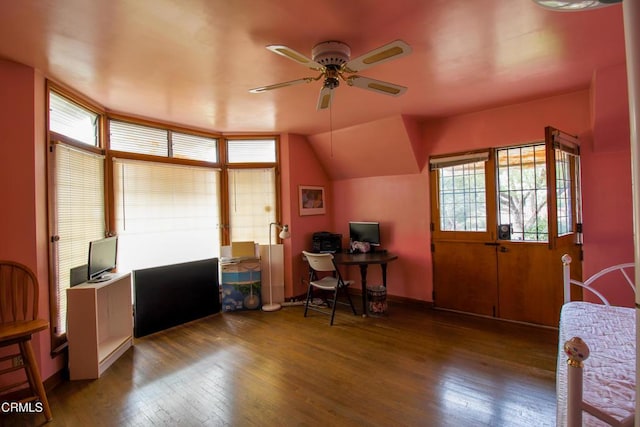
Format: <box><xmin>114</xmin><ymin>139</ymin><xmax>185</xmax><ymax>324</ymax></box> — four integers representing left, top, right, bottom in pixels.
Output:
<box><xmin>132</xmin><ymin>258</ymin><xmax>220</xmax><ymax>338</ymax></box>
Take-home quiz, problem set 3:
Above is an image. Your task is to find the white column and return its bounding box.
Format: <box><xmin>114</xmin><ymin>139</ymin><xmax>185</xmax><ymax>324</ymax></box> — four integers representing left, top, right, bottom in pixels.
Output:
<box><xmin>621</xmin><ymin>1</ymin><xmax>640</xmax><ymax>425</ymax></box>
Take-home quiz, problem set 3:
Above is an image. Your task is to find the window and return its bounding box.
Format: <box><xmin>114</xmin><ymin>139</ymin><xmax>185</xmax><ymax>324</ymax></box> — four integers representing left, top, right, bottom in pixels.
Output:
<box><xmin>225</xmin><ymin>138</ymin><xmax>279</xmax><ymax>244</ymax></box>
<box><xmin>173</xmin><ymin>132</ymin><xmax>218</xmax><ymax>162</ymax></box>
<box><xmin>228</xmin><ymin>168</ymin><xmax>276</xmax><ymax>244</ymax></box>
<box><xmin>227</xmin><ymin>139</ymin><xmax>276</xmax><ymax>163</ymax></box>
<box><xmin>113</xmin><ymin>159</ymin><xmax>221</xmax><ymax>271</ymax></box>
<box><xmin>556</xmin><ymin>149</ymin><xmax>575</xmax><ymax>236</ymax></box>
<box><xmin>109</xmin><ymin>119</ymin><xmax>218</xmax><ymax>162</ymax></box>
<box><xmin>110</xmin><ymin>120</ymin><xmax>168</xmax><ymax>156</ymax></box>
<box><xmin>437</xmin><ymin>162</ymin><xmax>487</xmax><ymax>232</ymax></box>
<box><xmin>49</xmin><ymin>91</ymin><xmax>99</xmax><ymax>146</ymax></box>
<box><xmin>431</xmin><ymin>152</ymin><xmax>489</xmax><ymax>233</ymax></box>
<box><xmin>496</xmin><ymin>145</ymin><xmax>548</xmax><ymax>241</ymax></box>
<box><xmin>48</xmin><ymin>90</ymin><xmax>104</xmax><ymax>346</ymax></box>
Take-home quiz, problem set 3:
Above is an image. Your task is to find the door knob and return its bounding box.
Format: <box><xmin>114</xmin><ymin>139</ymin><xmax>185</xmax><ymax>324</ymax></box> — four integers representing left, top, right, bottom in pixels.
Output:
<box><xmin>500</xmin><ymin>246</ymin><xmax>509</xmax><ymax>253</ymax></box>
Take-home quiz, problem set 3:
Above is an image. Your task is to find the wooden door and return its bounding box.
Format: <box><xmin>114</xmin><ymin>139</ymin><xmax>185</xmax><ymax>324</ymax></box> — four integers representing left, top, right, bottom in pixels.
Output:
<box><xmin>496</xmin><ymin>239</ymin><xmax>581</xmax><ymax>326</ymax></box>
<box><xmin>430</xmin><ymin>151</ymin><xmax>499</xmax><ymax>316</ymax></box>
<box><xmin>432</xmin><ymin>241</ymin><xmax>498</xmax><ymax>316</ymax></box>
<box><xmin>431</xmin><ymin>127</ymin><xmax>583</xmax><ymax>326</ymax></box>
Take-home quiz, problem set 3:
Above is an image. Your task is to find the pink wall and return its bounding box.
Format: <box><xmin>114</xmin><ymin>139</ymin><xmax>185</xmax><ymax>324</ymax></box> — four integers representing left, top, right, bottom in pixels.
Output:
<box><xmin>281</xmin><ymin>133</ymin><xmax>333</xmax><ymax>298</ymax></box>
<box><xmin>426</xmin><ymin>91</ymin><xmax>592</xmax><ymax>155</ymax></box>
<box><xmin>0</xmin><ymin>59</ymin><xmax>64</xmax><ymax>383</ymax></box>
<box><xmin>582</xmin><ymin>63</ymin><xmax>634</xmax><ymax>306</ymax></box>
<box><xmin>333</xmin><ymin>174</ymin><xmax>432</xmax><ymax>301</ymax></box>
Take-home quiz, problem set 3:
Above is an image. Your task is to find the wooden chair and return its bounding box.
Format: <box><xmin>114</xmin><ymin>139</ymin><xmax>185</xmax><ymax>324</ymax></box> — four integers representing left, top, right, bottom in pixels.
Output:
<box><xmin>302</xmin><ymin>251</ymin><xmax>357</xmax><ymax>325</ymax></box>
<box><xmin>0</xmin><ymin>261</ymin><xmax>52</xmax><ymax>421</ymax></box>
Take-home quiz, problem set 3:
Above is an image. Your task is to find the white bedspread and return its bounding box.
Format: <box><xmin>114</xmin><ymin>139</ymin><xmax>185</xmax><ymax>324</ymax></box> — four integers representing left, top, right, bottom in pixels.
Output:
<box><xmin>557</xmin><ymin>302</ymin><xmax>636</xmax><ymax>426</ymax></box>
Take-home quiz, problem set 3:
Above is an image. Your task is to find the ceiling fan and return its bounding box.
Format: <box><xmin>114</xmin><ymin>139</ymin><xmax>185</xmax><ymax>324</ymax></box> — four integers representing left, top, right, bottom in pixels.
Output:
<box><xmin>249</xmin><ymin>40</ymin><xmax>412</xmax><ymax>110</ymax></box>
<box><xmin>532</xmin><ymin>0</ymin><xmax>621</xmax><ymax>11</ymax></box>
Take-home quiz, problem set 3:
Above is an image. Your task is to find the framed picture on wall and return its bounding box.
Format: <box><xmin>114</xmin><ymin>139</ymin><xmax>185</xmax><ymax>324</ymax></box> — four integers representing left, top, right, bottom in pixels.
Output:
<box><xmin>299</xmin><ymin>185</ymin><xmax>326</xmax><ymax>216</ymax></box>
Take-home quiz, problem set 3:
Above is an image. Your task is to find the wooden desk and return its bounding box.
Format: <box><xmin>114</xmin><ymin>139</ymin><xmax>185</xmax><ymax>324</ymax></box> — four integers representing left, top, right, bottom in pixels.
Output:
<box><xmin>332</xmin><ymin>252</ymin><xmax>398</xmax><ymax>316</ymax></box>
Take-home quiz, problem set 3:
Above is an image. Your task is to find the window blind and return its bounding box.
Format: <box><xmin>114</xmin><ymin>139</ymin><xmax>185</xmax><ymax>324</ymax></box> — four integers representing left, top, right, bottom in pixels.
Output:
<box><xmin>228</xmin><ymin>168</ymin><xmax>276</xmax><ymax>244</ymax></box>
<box><xmin>172</xmin><ymin>132</ymin><xmax>218</xmax><ymax>162</ymax></box>
<box><xmin>49</xmin><ymin>91</ymin><xmax>99</xmax><ymax>146</ymax></box>
<box><xmin>53</xmin><ymin>143</ymin><xmax>105</xmax><ymax>335</ymax></box>
<box><xmin>109</xmin><ymin>120</ymin><xmax>168</xmax><ymax>156</ymax></box>
<box><xmin>227</xmin><ymin>139</ymin><xmax>276</xmax><ymax>163</ymax></box>
<box><xmin>430</xmin><ymin>152</ymin><xmax>489</xmax><ymax>170</ymax></box>
<box><xmin>113</xmin><ymin>159</ymin><xmax>221</xmax><ymax>271</ymax></box>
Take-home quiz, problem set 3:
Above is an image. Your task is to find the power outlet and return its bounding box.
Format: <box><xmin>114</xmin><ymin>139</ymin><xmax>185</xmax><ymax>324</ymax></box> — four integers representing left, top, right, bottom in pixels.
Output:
<box><xmin>12</xmin><ymin>355</ymin><xmax>24</xmax><ymax>367</ymax></box>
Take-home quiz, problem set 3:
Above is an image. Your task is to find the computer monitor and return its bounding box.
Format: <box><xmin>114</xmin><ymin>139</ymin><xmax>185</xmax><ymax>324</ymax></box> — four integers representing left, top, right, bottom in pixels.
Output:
<box><xmin>87</xmin><ymin>236</ymin><xmax>118</xmax><ymax>282</ymax></box>
<box><xmin>349</xmin><ymin>221</ymin><xmax>381</xmax><ymax>246</ymax></box>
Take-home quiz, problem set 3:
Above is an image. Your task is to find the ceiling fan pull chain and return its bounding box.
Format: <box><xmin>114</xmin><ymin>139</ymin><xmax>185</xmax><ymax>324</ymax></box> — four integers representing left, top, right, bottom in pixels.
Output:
<box><xmin>330</xmin><ymin>102</ymin><xmax>334</xmax><ymax>158</ymax></box>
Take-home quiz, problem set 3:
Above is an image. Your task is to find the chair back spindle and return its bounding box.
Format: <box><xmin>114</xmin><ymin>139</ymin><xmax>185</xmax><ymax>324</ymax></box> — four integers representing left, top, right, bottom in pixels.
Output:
<box><xmin>0</xmin><ymin>261</ymin><xmax>39</xmax><ymax>323</ymax></box>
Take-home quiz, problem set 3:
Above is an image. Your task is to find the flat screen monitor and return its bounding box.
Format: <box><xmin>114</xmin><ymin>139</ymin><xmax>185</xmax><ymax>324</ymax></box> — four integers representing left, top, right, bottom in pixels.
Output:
<box><xmin>87</xmin><ymin>236</ymin><xmax>118</xmax><ymax>282</ymax></box>
<box><xmin>349</xmin><ymin>221</ymin><xmax>381</xmax><ymax>246</ymax></box>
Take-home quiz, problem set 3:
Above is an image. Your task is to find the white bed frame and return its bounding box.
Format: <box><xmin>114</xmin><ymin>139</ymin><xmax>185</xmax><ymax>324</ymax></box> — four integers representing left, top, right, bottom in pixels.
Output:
<box><xmin>559</xmin><ymin>254</ymin><xmax>636</xmax><ymax>427</ymax></box>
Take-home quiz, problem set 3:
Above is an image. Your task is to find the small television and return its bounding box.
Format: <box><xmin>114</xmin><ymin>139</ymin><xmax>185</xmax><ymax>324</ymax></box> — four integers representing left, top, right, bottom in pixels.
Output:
<box><xmin>349</xmin><ymin>221</ymin><xmax>381</xmax><ymax>246</ymax></box>
<box><xmin>87</xmin><ymin>236</ymin><xmax>118</xmax><ymax>283</ymax></box>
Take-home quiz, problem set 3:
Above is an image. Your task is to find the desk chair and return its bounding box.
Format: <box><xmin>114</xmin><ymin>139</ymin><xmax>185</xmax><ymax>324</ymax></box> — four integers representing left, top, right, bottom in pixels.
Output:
<box><xmin>0</xmin><ymin>261</ymin><xmax>52</xmax><ymax>422</ymax></box>
<box><xmin>302</xmin><ymin>251</ymin><xmax>357</xmax><ymax>325</ymax></box>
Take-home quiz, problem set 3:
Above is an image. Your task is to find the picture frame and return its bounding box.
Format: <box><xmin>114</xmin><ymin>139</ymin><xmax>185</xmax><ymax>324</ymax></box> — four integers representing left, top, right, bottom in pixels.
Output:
<box><xmin>299</xmin><ymin>185</ymin><xmax>326</xmax><ymax>216</ymax></box>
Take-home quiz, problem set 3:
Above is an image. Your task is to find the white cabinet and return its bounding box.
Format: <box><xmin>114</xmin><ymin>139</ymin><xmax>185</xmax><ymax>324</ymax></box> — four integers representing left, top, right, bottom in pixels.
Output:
<box><xmin>67</xmin><ymin>273</ymin><xmax>133</xmax><ymax>380</ymax></box>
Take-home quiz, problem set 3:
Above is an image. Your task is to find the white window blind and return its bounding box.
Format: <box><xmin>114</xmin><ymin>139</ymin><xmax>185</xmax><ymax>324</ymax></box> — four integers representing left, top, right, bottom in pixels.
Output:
<box><xmin>109</xmin><ymin>120</ymin><xmax>168</xmax><ymax>156</ymax></box>
<box><xmin>53</xmin><ymin>144</ymin><xmax>105</xmax><ymax>335</ymax></box>
<box><xmin>227</xmin><ymin>139</ymin><xmax>276</xmax><ymax>163</ymax></box>
<box><xmin>49</xmin><ymin>91</ymin><xmax>99</xmax><ymax>146</ymax></box>
<box><xmin>113</xmin><ymin>159</ymin><xmax>221</xmax><ymax>271</ymax></box>
<box><xmin>228</xmin><ymin>168</ymin><xmax>276</xmax><ymax>244</ymax></box>
<box><xmin>172</xmin><ymin>132</ymin><xmax>218</xmax><ymax>162</ymax></box>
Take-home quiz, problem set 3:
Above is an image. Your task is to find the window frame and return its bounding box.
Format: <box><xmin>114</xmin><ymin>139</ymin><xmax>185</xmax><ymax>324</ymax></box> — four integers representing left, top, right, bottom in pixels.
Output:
<box><xmin>429</xmin><ymin>133</ymin><xmax>581</xmax><ymax>249</ymax></box>
<box><xmin>221</xmin><ymin>136</ymin><xmax>281</xmax><ymax>246</ymax></box>
<box><xmin>46</xmin><ymin>83</ymin><xmax>107</xmax><ymax>353</ymax></box>
<box><xmin>430</xmin><ymin>150</ymin><xmax>496</xmax><ymax>242</ymax></box>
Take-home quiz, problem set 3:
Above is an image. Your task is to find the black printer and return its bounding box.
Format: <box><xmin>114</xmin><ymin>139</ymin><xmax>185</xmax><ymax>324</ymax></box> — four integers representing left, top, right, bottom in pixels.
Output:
<box><xmin>311</xmin><ymin>232</ymin><xmax>342</xmax><ymax>253</ymax></box>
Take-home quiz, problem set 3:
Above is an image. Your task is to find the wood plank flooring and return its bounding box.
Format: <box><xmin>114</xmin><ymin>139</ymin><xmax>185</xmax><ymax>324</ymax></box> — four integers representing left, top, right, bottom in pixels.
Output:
<box><xmin>3</xmin><ymin>302</ymin><xmax>559</xmax><ymax>426</ymax></box>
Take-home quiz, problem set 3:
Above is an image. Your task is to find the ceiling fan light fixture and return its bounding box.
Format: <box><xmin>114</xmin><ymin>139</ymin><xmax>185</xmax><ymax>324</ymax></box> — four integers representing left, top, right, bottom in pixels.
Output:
<box><xmin>312</xmin><ymin>41</ymin><xmax>351</xmax><ymax>67</ymax></box>
<box><xmin>532</xmin><ymin>0</ymin><xmax>621</xmax><ymax>11</ymax></box>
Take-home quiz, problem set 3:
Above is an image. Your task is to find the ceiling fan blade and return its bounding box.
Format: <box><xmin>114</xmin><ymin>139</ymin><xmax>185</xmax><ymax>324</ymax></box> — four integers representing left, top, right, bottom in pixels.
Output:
<box><xmin>346</xmin><ymin>76</ymin><xmax>407</xmax><ymax>97</ymax></box>
<box><xmin>266</xmin><ymin>45</ymin><xmax>324</xmax><ymax>70</ymax></box>
<box><xmin>343</xmin><ymin>40</ymin><xmax>412</xmax><ymax>73</ymax></box>
<box><xmin>316</xmin><ymin>86</ymin><xmax>334</xmax><ymax>110</ymax></box>
<box><xmin>249</xmin><ymin>77</ymin><xmax>316</xmax><ymax>93</ymax></box>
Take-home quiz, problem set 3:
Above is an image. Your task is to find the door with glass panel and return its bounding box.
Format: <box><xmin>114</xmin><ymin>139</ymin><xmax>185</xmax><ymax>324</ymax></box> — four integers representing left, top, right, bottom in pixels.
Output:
<box><xmin>430</xmin><ymin>152</ymin><xmax>499</xmax><ymax>317</ymax></box>
<box><xmin>430</xmin><ymin>127</ymin><xmax>583</xmax><ymax>326</ymax></box>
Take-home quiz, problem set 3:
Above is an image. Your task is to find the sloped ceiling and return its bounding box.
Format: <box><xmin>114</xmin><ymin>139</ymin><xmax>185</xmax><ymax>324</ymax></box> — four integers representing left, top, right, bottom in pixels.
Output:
<box><xmin>307</xmin><ymin>115</ymin><xmax>426</xmax><ymax>180</ymax></box>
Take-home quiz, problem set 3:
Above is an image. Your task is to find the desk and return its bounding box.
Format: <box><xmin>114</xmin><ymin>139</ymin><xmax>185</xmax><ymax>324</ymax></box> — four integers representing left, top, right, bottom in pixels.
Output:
<box><xmin>332</xmin><ymin>252</ymin><xmax>398</xmax><ymax>316</ymax></box>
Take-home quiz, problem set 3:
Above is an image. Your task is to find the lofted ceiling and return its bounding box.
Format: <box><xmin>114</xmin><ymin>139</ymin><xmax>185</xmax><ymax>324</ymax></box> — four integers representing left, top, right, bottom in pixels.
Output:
<box><xmin>0</xmin><ymin>0</ymin><xmax>626</xmax><ymax>137</ymax></box>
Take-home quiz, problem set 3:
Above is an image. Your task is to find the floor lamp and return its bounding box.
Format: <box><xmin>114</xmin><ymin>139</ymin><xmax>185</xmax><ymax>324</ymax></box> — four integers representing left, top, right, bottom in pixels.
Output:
<box><xmin>263</xmin><ymin>222</ymin><xmax>290</xmax><ymax>312</ymax></box>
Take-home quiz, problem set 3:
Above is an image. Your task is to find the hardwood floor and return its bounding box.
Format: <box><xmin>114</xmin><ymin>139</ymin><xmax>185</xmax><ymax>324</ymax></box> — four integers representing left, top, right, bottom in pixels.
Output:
<box><xmin>3</xmin><ymin>302</ymin><xmax>559</xmax><ymax>426</ymax></box>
